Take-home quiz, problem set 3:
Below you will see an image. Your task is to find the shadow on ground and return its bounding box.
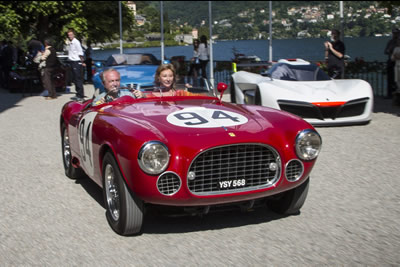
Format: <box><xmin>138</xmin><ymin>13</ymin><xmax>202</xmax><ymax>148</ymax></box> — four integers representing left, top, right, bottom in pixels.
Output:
<box><xmin>0</xmin><ymin>87</ymin><xmax>73</xmax><ymax>113</ymax></box>
<box><xmin>0</xmin><ymin>88</ymin><xmax>25</xmax><ymax>113</ymax></box>
<box><xmin>373</xmin><ymin>96</ymin><xmax>400</xmax><ymax>116</ymax></box>
<box><xmin>75</xmin><ymin>176</ymin><xmax>289</xmax><ymax>235</ymax></box>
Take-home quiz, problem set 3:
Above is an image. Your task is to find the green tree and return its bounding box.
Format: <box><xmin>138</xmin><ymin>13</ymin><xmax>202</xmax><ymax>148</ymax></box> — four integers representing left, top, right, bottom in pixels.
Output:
<box><xmin>0</xmin><ymin>1</ymin><xmax>134</xmax><ymax>49</ymax></box>
<box><xmin>83</xmin><ymin>1</ymin><xmax>135</xmax><ymax>44</ymax></box>
<box><xmin>0</xmin><ymin>2</ymin><xmax>21</xmax><ymax>39</ymax></box>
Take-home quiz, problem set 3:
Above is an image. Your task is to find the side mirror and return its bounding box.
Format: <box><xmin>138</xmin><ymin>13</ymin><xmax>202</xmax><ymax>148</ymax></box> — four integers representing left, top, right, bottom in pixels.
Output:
<box><xmin>217</xmin><ymin>82</ymin><xmax>228</xmax><ymax>93</ymax></box>
<box><xmin>217</xmin><ymin>82</ymin><xmax>228</xmax><ymax>102</ymax></box>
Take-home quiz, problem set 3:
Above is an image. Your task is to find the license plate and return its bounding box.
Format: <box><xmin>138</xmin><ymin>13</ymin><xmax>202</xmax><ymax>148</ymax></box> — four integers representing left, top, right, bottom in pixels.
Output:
<box><xmin>219</xmin><ymin>179</ymin><xmax>246</xmax><ymax>189</ymax></box>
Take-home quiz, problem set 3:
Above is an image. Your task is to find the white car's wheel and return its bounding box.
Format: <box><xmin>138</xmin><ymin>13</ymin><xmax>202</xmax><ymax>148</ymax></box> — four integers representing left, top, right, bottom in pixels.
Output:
<box><xmin>267</xmin><ymin>178</ymin><xmax>309</xmax><ymax>215</ymax></box>
<box><xmin>102</xmin><ymin>152</ymin><xmax>144</xmax><ymax>236</ymax></box>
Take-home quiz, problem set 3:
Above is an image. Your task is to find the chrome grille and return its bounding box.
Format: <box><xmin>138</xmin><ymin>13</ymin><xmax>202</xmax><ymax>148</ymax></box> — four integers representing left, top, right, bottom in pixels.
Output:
<box><xmin>278</xmin><ymin>98</ymin><xmax>368</xmax><ymax>120</ymax></box>
<box><xmin>188</xmin><ymin>144</ymin><xmax>281</xmax><ymax>195</ymax></box>
<box><xmin>157</xmin><ymin>172</ymin><xmax>181</xmax><ymax>196</ymax></box>
<box><xmin>285</xmin><ymin>160</ymin><xmax>304</xmax><ymax>182</ymax></box>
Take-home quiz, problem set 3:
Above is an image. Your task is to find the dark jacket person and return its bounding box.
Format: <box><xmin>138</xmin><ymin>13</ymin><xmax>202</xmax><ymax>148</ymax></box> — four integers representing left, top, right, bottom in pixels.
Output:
<box><xmin>324</xmin><ymin>29</ymin><xmax>345</xmax><ymax>79</ymax></box>
<box><xmin>41</xmin><ymin>38</ymin><xmax>59</xmax><ymax>99</ymax></box>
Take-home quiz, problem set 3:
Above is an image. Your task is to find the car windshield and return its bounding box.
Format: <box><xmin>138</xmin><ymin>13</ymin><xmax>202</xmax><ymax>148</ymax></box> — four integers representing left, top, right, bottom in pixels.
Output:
<box><xmin>142</xmin><ymin>78</ymin><xmax>217</xmax><ymax>98</ymax></box>
<box><xmin>105</xmin><ymin>54</ymin><xmax>158</xmax><ymax>66</ymax></box>
<box><xmin>267</xmin><ymin>63</ymin><xmax>331</xmax><ymax>81</ymax></box>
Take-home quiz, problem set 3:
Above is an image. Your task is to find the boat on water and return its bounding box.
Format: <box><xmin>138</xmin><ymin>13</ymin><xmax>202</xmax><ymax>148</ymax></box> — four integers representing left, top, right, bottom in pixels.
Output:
<box><xmin>233</xmin><ymin>52</ymin><xmax>261</xmax><ymax>63</ymax></box>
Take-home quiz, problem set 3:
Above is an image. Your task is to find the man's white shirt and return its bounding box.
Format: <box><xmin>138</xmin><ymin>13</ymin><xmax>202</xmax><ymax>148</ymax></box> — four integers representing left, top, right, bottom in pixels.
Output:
<box><xmin>68</xmin><ymin>38</ymin><xmax>83</xmax><ymax>61</ymax></box>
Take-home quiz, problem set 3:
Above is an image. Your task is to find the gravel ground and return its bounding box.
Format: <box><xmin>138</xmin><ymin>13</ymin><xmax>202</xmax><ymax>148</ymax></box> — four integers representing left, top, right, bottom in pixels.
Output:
<box><xmin>0</xmin><ymin>85</ymin><xmax>399</xmax><ymax>266</ymax></box>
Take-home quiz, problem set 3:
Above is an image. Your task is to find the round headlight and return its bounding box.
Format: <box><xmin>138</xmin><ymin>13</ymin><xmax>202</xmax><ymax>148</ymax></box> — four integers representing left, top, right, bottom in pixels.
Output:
<box><xmin>138</xmin><ymin>141</ymin><xmax>170</xmax><ymax>175</ymax></box>
<box><xmin>295</xmin><ymin>130</ymin><xmax>322</xmax><ymax>161</ymax></box>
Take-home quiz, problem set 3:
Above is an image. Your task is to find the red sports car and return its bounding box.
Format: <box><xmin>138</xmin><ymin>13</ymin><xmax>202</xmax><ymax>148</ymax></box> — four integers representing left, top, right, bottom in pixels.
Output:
<box><xmin>60</xmin><ymin>79</ymin><xmax>322</xmax><ymax>236</ymax></box>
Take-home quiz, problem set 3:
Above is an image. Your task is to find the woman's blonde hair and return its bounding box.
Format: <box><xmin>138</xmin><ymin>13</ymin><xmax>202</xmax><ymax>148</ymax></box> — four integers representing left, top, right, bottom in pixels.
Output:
<box><xmin>154</xmin><ymin>63</ymin><xmax>176</xmax><ymax>89</ymax></box>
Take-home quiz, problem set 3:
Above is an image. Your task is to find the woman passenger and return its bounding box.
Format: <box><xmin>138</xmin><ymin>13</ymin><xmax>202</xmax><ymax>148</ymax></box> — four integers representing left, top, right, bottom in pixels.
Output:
<box><xmin>148</xmin><ymin>63</ymin><xmax>203</xmax><ymax>97</ymax></box>
<box><xmin>151</xmin><ymin>64</ymin><xmax>177</xmax><ymax>96</ymax></box>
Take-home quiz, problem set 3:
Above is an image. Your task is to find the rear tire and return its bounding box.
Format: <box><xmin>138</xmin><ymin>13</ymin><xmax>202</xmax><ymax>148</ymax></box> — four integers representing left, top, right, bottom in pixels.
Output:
<box><xmin>102</xmin><ymin>152</ymin><xmax>144</xmax><ymax>236</ymax></box>
<box><xmin>267</xmin><ymin>178</ymin><xmax>309</xmax><ymax>215</ymax></box>
<box><xmin>61</xmin><ymin>123</ymin><xmax>85</xmax><ymax>179</ymax></box>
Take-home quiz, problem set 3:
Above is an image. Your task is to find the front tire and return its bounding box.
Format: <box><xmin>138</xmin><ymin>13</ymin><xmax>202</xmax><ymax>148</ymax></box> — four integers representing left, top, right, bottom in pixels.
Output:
<box><xmin>102</xmin><ymin>152</ymin><xmax>144</xmax><ymax>236</ymax></box>
<box><xmin>61</xmin><ymin>123</ymin><xmax>85</xmax><ymax>179</ymax></box>
<box><xmin>267</xmin><ymin>178</ymin><xmax>310</xmax><ymax>215</ymax></box>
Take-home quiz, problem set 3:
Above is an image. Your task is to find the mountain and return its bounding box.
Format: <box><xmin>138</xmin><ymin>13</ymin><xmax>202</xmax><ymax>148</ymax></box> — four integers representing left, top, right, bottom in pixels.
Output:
<box><xmin>135</xmin><ymin>1</ymin><xmax>398</xmax><ymax>39</ymax></box>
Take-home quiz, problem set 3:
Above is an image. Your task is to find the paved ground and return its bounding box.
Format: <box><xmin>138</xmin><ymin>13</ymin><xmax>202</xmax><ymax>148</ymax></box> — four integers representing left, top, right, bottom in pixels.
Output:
<box><xmin>0</xmin><ymin>85</ymin><xmax>400</xmax><ymax>266</ymax></box>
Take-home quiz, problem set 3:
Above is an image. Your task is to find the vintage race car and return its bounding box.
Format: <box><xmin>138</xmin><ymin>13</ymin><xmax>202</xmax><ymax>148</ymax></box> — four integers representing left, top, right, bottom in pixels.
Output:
<box><xmin>93</xmin><ymin>53</ymin><xmax>159</xmax><ymax>93</ymax></box>
<box><xmin>231</xmin><ymin>59</ymin><xmax>374</xmax><ymax>126</ymax></box>
<box><xmin>60</xmin><ymin>79</ymin><xmax>322</xmax><ymax>236</ymax></box>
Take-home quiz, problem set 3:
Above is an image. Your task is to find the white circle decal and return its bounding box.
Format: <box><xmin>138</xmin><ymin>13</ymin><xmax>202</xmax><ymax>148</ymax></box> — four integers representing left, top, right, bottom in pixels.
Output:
<box><xmin>167</xmin><ymin>107</ymin><xmax>248</xmax><ymax>128</ymax></box>
<box><xmin>78</xmin><ymin>112</ymin><xmax>97</xmax><ymax>176</ymax></box>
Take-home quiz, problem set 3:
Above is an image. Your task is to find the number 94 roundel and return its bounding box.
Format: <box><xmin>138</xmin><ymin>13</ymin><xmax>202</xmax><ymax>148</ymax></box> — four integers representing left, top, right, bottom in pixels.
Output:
<box><xmin>167</xmin><ymin>107</ymin><xmax>248</xmax><ymax>128</ymax></box>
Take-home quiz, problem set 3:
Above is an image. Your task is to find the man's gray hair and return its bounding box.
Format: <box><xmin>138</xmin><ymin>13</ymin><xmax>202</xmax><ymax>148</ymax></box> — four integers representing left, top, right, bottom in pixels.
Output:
<box><xmin>100</xmin><ymin>68</ymin><xmax>120</xmax><ymax>83</ymax></box>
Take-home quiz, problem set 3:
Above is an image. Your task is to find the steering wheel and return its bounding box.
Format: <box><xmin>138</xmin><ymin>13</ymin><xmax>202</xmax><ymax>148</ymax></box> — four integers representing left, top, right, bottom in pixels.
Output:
<box><xmin>105</xmin><ymin>88</ymin><xmax>139</xmax><ymax>103</ymax></box>
<box><xmin>103</xmin><ymin>91</ymin><xmax>115</xmax><ymax>103</ymax></box>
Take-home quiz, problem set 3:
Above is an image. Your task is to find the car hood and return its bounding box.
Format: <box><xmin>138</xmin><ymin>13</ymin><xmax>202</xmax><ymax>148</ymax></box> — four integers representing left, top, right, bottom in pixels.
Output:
<box><xmin>100</xmin><ymin>98</ymin><xmax>310</xmax><ymax>150</ymax></box>
<box><xmin>260</xmin><ymin>79</ymin><xmax>372</xmax><ymax>102</ymax></box>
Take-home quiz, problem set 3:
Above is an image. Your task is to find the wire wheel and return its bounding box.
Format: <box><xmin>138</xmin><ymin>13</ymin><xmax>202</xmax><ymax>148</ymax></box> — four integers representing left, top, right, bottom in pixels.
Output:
<box><xmin>104</xmin><ymin>164</ymin><xmax>121</xmax><ymax>221</ymax></box>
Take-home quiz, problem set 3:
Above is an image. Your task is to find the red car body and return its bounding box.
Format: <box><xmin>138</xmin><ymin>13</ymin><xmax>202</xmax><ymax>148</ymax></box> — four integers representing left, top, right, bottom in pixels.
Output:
<box><xmin>60</xmin><ymin>88</ymin><xmax>321</xmax><ymax>235</ymax></box>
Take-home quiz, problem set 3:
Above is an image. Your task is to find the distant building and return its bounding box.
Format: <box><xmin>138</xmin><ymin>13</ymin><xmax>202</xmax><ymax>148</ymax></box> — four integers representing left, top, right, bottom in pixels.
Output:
<box><xmin>192</xmin><ymin>28</ymin><xmax>198</xmax><ymax>39</ymax></box>
<box><xmin>135</xmin><ymin>15</ymin><xmax>146</xmax><ymax>26</ymax></box>
<box><xmin>174</xmin><ymin>34</ymin><xmax>193</xmax><ymax>44</ymax></box>
<box><xmin>219</xmin><ymin>19</ymin><xmax>232</xmax><ymax>28</ymax></box>
<box><xmin>281</xmin><ymin>19</ymin><xmax>292</xmax><ymax>30</ymax></box>
<box><xmin>297</xmin><ymin>30</ymin><xmax>311</xmax><ymax>38</ymax></box>
<box><xmin>238</xmin><ymin>11</ymin><xmax>248</xmax><ymax>18</ymax></box>
<box><xmin>145</xmin><ymin>33</ymin><xmax>161</xmax><ymax>41</ymax></box>
<box><xmin>126</xmin><ymin>1</ymin><xmax>136</xmax><ymax>16</ymax></box>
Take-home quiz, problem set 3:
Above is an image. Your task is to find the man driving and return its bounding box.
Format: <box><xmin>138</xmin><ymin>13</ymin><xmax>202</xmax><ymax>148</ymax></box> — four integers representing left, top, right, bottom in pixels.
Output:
<box><xmin>93</xmin><ymin>68</ymin><xmax>143</xmax><ymax>105</ymax></box>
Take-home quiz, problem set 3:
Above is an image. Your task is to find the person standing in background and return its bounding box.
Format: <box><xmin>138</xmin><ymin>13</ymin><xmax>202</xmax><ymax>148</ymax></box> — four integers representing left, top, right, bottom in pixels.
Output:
<box><xmin>391</xmin><ymin>38</ymin><xmax>400</xmax><ymax>95</ymax></box>
<box><xmin>198</xmin><ymin>35</ymin><xmax>209</xmax><ymax>79</ymax></box>
<box><xmin>0</xmin><ymin>40</ymin><xmax>7</xmax><ymax>89</ymax></box>
<box><xmin>66</xmin><ymin>28</ymin><xmax>85</xmax><ymax>100</ymax></box>
<box><xmin>384</xmin><ymin>28</ymin><xmax>400</xmax><ymax>99</ymax></box>
<box><xmin>27</xmin><ymin>38</ymin><xmax>44</xmax><ymax>61</ymax></box>
<box><xmin>324</xmin><ymin>29</ymin><xmax>345</xmax><ymax>79</ymax></box>
<box><xmin>40</xmin><ymin>38</ymin><xmax>59</xmax><ymax>100</ymax></box>
<box><xmin>1</xmin><ymin>40</ymin><xmax>14</xmax><ymax>89</ymax></box>
<box><xmin>186</xmin><ymin>39</ymin><xmax>200</xmax><ymax>86</ymax></box>
<box><xmin>85</xmin><ymin>40</ymin><xmax>93</xmax><ymax>83</ymax></box>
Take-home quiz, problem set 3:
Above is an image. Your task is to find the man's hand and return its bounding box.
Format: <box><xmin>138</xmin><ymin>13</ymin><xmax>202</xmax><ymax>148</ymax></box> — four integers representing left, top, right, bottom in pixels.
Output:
<box><xmin>133</xmin><ymin>90</ymin><xmax>143</xmax><ymax>98</ymax></box>
<box><xmin>324</xmin><ymin>41</ymin><xmax>331</xmax><ymax>50</ymax></box>
<box><xmin>95</xmin><ymin>97</ymin><xmax>106</xmax><ymax>106</ymax></box>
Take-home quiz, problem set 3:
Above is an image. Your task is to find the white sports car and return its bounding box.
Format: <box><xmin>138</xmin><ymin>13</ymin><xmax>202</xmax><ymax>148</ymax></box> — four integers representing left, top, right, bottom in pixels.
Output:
<box><xmin>230</xmin><ymin>59</ymin><xmax>373</xmax><ymax>126</ymax></box>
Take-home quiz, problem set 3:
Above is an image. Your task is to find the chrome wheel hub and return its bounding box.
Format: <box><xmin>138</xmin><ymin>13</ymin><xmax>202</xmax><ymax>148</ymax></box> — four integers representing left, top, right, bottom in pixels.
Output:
<box><xmin>104</xmin><ymin>164</ymin><xmax>120</xmax><ymax>221</ymax></box>
<box><xmin>63</xmin><ymin>129</ymin><xmax>71</xmax><ymax>169</ymax></box>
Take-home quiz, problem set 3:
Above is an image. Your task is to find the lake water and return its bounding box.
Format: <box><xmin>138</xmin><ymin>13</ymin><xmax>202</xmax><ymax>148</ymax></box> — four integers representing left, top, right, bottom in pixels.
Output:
<box><xmin>92</xmin><ymin>37</ymin><xmax>392</xmax><ymax>63</ymax></box>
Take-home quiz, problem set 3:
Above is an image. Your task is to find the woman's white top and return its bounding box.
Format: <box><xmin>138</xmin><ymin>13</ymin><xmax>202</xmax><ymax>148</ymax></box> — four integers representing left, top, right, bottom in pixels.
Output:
<box><xmin>198</xmin><ymin>43</ymin><xmax>209</xmax><ymax>61</ymax></box>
